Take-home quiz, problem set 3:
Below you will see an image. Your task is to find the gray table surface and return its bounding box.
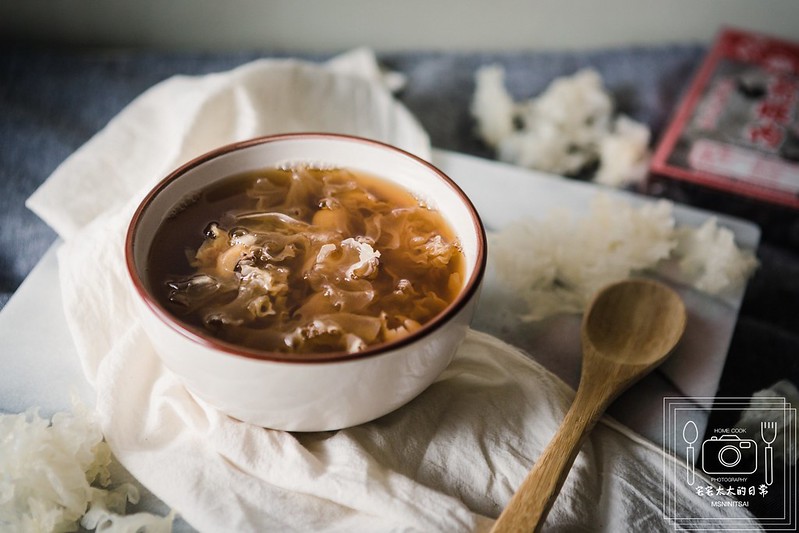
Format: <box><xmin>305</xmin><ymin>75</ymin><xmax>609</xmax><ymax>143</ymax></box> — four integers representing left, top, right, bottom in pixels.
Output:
<box><xmin>1</xmin><ymin>45</ymin><xmax>798</xmax><ymax>523</ymax></box>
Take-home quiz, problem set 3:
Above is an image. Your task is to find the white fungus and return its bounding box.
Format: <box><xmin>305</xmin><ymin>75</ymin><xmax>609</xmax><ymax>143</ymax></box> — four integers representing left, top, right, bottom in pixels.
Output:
<box><xmin>734</xmin><ymin>380</ymin><xmax>798</xmax><ymax>466</ymax></box>
<box><xmin>472</xmin><ymin>66</ymin><xmax>652</xmax><ymax>187</ymax></box>
<box><xmin>675</xmin><ymin>217</ymin><xmax>760</xmax><ymax>295</ymax></box>
<box><xmin>595</xmin><ymin>116</ymin><xmax>652</xmax><ymax>187</ymax></box>
<box><xmin>0</xmin><ymin>405</ymin><xmax>174</xmax><ymax>532</ymax></box>
<box><xmin>489</xmin><ymin>195</ymin><xmax>758</xmax><ymax>320</ymax></box>
<box><xmin>471</xmin><ymin>65</ymin><xmax>516</xmax><ymax>148</ymax></box>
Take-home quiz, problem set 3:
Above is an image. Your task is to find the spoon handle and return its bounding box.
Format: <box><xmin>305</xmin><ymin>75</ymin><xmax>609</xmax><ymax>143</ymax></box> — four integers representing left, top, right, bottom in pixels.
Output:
<box><xmin>490</xmin><ymin>387</ymin><xmax>608</xmax><ymax>533</ymax></box>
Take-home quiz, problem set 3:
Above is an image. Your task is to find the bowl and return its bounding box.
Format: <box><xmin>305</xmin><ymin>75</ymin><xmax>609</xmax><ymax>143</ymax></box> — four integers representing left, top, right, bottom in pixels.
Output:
<box><xmin>125</xmin><ymin>133</ymin><xmax>486</xmax><ymax>431</ymax></box>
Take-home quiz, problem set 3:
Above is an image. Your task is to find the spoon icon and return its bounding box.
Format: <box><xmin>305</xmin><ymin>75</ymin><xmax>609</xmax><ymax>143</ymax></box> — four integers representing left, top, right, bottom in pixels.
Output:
<box><xmin>491</xmin><ymin>279</ymin><xmax>686</xmax><ymax>532</ymax></box>
<box><xmin>683</xmin><ymin>420</ymin><xmax>698</xmax><ymax>485</ymax></box>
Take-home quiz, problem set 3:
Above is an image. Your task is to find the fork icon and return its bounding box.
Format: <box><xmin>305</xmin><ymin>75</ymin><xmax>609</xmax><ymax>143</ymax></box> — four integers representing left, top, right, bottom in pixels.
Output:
<box><xmin>761</xmin><ymin>421</ymin><xmax>777</xmax><ymax>486</ymax></box>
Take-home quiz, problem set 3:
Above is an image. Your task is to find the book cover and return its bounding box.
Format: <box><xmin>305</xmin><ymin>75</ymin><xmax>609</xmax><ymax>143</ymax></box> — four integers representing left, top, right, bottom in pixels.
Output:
<box><xmin>651</xmin><ymin>28</ymin><xmax>799</xmax><ymax>209</ymax></box>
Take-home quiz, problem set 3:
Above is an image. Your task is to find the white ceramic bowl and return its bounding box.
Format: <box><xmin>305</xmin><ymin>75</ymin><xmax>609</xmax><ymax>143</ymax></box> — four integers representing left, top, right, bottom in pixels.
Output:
<box><xmin>126</xmin><ymin>133</ymin><xmax>486</xmax><ymax>431</ymax></box>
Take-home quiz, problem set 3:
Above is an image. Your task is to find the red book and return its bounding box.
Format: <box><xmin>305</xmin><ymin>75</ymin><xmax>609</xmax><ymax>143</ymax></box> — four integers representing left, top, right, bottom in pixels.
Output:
<box><xmin>651</xmin><ymin>28</ymin><xmax>799</xmax><ymax>209</ymax></box>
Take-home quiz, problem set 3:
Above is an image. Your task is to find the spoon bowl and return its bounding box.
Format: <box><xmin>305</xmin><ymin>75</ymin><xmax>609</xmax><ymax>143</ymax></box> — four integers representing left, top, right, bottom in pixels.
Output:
<box><xmin>582</xmin><ymin>278</ymin><xmax>687</xmax><ymax>366</ymax></box>
<box><xmin>491</xmin><ymin>278</ymin><xmax>687</xmax><ymax>532</ymax></box>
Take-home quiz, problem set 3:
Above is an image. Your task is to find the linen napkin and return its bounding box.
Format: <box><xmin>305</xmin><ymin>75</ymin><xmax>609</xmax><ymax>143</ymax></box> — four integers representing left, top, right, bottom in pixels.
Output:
<box><xmin>27</xmin><ymin>50</ymin><xmax>758</xmax><ymax>531</ymax></box>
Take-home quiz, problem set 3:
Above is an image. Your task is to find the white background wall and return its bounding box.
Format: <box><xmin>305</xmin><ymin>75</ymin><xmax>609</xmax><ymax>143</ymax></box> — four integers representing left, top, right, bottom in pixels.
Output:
<box><xmin>2</xmin><ymin>0</ymin><xmax>798</xmax><ymax>51</ymax></box>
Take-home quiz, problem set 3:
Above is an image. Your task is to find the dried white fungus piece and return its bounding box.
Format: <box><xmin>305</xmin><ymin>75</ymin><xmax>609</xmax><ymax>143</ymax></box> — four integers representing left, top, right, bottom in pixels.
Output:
<box><xmin>489</xmin><ymin>195</ymin><xmax>758</xmax><ymax>320</ymax></box>
<box><xmin>81</xmin><ymin>485</ymin><xmax>174</xmax><ymax>533</ymax></box>
<box><xmin>675</xmin><ymin>218</ymin><xmax>759</xmax><ymax>295</ymax></box>
<box><xmin>0</xmin><ymin>405</ymin><xmax>173</xmax><ymax>532</ymax></box>
<box><xmin>734</xmin><ymin>380</ymin><xmax>798</xmax><ymax>465</ymax></box>
<box><xmin>471</xmin><ymin>65</ymin><xmax>651</xmax><ymax>187</ymax></box>
<box><xmin>490</xmin><ymin>195</ymin><xmax>676</xmax><ymax>320</ymax></box>
<box><xmin>471</xmin><ymin>65</ymin><xmax>515</xmax><ymax>147</ymax></box>
<box><xmin>594</xmin><ymin>116</ymin><xmax>652</xmax><ymax>187</ymax></box>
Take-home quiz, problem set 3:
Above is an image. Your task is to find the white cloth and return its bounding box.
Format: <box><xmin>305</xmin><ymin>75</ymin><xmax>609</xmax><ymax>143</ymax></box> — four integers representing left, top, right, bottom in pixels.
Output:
<box><xmin>27</xmin><ymin>50</ymin><xmax>757</xmax><ymax>532</ymax></box>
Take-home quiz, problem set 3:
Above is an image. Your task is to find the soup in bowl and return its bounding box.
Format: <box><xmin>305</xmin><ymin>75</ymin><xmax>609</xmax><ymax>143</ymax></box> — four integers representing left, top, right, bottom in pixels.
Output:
<box><xmin>126</xmin><ymin>133</ymin><xmax>486</xmax><ymax>431</ymax></box>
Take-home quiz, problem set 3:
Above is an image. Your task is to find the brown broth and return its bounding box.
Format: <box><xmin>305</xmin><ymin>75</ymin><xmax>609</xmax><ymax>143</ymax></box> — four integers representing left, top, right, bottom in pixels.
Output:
<box><xmin>147</xmin><ymin>165</ymin><xmax>465</xmax><ymax>355</ymax></box>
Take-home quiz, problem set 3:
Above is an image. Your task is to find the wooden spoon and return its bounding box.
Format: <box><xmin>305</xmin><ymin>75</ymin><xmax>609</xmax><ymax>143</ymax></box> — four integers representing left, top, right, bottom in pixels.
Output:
<box><xmin>491</xmin><ymin>278</ymin><xmax>687</xmax><ymax>532</ymax></box>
